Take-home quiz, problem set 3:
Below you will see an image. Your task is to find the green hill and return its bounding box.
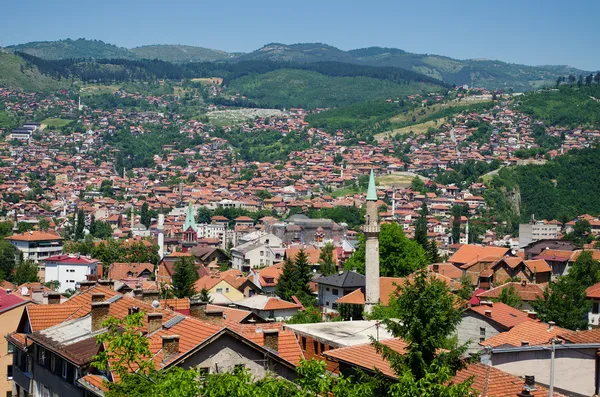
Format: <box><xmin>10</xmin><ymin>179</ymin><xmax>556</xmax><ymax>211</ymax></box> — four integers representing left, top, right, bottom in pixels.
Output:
<box><xmin>7</xmin><ymin>38</ymin><xmax>133</xmax><ymax>60</ymax></box>
<box><xmin>130</xmin><ymin>45</ymin><xmax>233</xmax><ymax>62</ymax></box>
<box><xmin>235</xmin><ymin>43</ymin><xmax>355</xmax><ymax>64</ymax></box>
<box><xmin>226</xmin><ymin>68</ymin><xmax>442</xmax><ymax>109</ymax></box>
<box><xmin>0</xmin><ymin>51</ymin><xmax>69</xmax><ymax>92</ymax></box>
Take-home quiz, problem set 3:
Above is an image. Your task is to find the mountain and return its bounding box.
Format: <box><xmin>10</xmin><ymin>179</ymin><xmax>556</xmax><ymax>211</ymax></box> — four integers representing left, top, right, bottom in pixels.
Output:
<box><xmin>129</xmin><ymin>45</ymin><xmax>233</xmax><ymax>62</ymax></box>
<box><xmin>241</xmin><ymin>44</ymin><xmax>592</xmax><ymax>92</ymax></box>
<box><xmin>0</xmin><ymin>51</ymin><xmax>68</xmax><ymax>92</ymax></box>
<box><xmin>7</xmin><ymin>38</ymin><xmax>133</xmax><ymax>60</ymax></box>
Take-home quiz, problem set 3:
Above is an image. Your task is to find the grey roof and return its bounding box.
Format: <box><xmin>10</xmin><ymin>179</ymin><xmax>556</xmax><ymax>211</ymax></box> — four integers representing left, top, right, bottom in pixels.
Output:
<box><xmin>317</xmin><ymin>271</ymin><xmax>365</xmax><ymax>288</ymax></box>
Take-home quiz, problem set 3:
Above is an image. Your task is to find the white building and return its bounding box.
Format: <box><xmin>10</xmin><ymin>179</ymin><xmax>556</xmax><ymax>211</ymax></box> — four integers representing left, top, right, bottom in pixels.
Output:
<box><xmin>6</xmin><ymin>231</ymin><xmax>63</xmax><ymax>263</ymax></box>
<box><xmin>42</xmin><ymin>255</ymin><xmax>100</xmax><ymax>293</ymax></box>
<box><xmin>519</xmin><ymin>220</ymin><xmax>562</xmax><ymax>248</ymax></box>
<box><xmin>230</xmin><ymin>242</ymin><xmax>276</xmax><ymax>272</ymax></box>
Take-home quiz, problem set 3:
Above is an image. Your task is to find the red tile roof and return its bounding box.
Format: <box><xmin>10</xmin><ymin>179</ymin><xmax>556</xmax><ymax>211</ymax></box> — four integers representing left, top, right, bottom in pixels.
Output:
<box><xmin>470</xmin><ymin>302</ymin><xmax>534</xmax><ymax>330</ymax></box>
<box><xmin>477</xmin><ymin>282</ymin><xmax>545</xmax><ymax>302</ymax></box>
<box><xmin>481</xmin><ymin>321</ymin><xmax>569</xmax><ymax>348</ymax></box>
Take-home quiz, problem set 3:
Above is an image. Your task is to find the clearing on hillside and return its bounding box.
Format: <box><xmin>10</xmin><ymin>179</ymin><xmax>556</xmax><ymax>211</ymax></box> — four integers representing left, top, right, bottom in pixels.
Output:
<box><xmin>376</xmin><ymin>118</ymin><xmax>446</xmax><ymax>141</ymax></box>
<box><xmin>80</xmin><ymin>84</ymin><xmax>120</xmax><ymax>96</ymax></box>
<box><xmin>41</xmin><ymin>118</ymin><xmax>72</xmax><ymax>128</ymax></box>
<box><xmin>191</xmin><ymin>77</ymin><xmax>223</xmax><ymax>85</ymax></box>
<box><xmin>376</xmin><ymin>172</ymin><xmax>429</xmax><ymax>188</ymax></box>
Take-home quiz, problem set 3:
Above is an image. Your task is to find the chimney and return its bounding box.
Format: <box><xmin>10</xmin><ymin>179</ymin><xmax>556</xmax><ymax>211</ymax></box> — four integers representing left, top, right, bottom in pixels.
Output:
<box><xmin>141</xmin><ymin>290</ymin><xmax>159</xmax><ymax>304</ymax></box>
<box><xmin>483</xmin><ymin>301</ymin><xmax>494</xmax><ymax>307</ymax></box>
<box><xmin>47</xmin><ymin>292</ymin><xmax>61</xmax><ymax>305</ymax></box>
<box><xmin>433</xmin><ymin>263</ymin><xmax>439</xmax><ymax>273</ymax></box>
<box><xmin>91</xmin><ymin>302</ymin><xmax>110</xmax><ymax>332</ymax></box>
<box><xmin>521</xmin><ymin>280</ymin><xmax>527</xmax><ymax>287</ymax></box>
<box><xmin>147</xmin><ymin>313</ymin><xmax>163</xmax><ymax>334</ymax></box>
<box><xmin>79</xmin><ymin>280</ymin><xmax>96</xmax><ymax>292</ymax></box>
<box><xmin>162</xmin><ymin>335</ymin><xmax>180</xmax><ymax>362</ymax></box>
<box><xmin>263</xmin><ymin>329</ymin><xmax>279</xmax><ymax>352</ymax></box>
<box><xmin>527</xmin><ymin>311</ymin><xmax>537</xmax><ymax>320</ymax></box>
<box><xmin>189</xmin><ymin>300</ymin><xmax>207</xmax><ymax>319</ymax></box>
<box><xmin>548</xmin><ymin>321</ymin><xmax>555</xmax><ymax>330</ymax></box>
<box><xmin>517</xmin><ymin>375</ymin><xmax>536</xmax><ymax>396</ymax></box>
<box><xmin>484</xmin><ymin>310</ymin><xmax>492</xmax><ymax>318</ymax></box>
<box><xmin>91</xmin><ymin>293</ymin><xmax>106</xmax><ymax>303</ymax></box>
<box><xmin>97</xmin><ymin>263</ymin><xmax>104</xmax><ymax>279</ymax></box>
<box><xmin>133</xmin><ymin>288</ymin><xmax>143</xmax><ymax>299</ymax></box>
<box><xmin>98</xmin><ymin>280</ymin><xmax>115</xmax><ymax>290</ymax></box>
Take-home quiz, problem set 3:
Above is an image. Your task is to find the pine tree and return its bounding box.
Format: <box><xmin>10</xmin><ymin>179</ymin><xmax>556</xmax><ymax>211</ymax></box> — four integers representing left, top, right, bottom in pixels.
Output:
<box><xmin>414</xmin><ymin>203</ymin><xmax>429</xmax><ymax>250</ymax></box>
<box><xmin>75</xmin><ymin>209</ymin><xmax>85</xmax><ymax>241</ymax></box>
<box><xmin>275</xmin><ymin>258</ymin><xmax>296</xmax><ymax>301</ymax></box>
<box><xmin>292</xmin><ymin>249</ymin><xmax>315</xmax><ymax>305</ymax></box>
<box><xmin>428</xmin><ymin>239</ymin><xmax>440</xmax><ymax>263</ymax></box>
<box><xmin>140</xmin><ymin>202</ymin><xmax>150</xmax><ymax>228</ymax></box>
<box><xmin>171</xmin><ymin>257</ymin><xmax>199</xmax><ymax>298</ymax></box>
<box><xmin>197</xmin><ymin>288</ymin><xmax>212</xmax><ymax>303</ymax></box>
<box><xmin>318</xmin><ymin>243</ymin><xmax>336</xmax><ymax>275</ymax></box>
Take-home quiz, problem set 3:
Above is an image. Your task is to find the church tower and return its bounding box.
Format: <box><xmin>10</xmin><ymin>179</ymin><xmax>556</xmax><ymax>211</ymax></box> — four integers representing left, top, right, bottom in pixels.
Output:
<box><xmin>363</xmin><ymin>170</ymin><xmax>380</xmax><ymax>313</ymax></box>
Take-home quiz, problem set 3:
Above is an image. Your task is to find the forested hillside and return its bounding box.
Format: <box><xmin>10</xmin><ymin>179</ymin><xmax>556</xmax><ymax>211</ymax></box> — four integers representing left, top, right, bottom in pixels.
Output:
<box><xmin>130</xmin><ymin>45</ymin><xmax>233</xmax><ymax>62</ymax></box>
<box><xmin>518</xmin><ymin>85</ymin><xmax>600</xmax><ymax>127</ymax></box>
<box><xmin>485</xmin><ymin>147</ymin><xmax>600</xmax><ymax>227</ymax></box>
<box><xmin>0</xmin><ymin>51</ymin><xmax>69</xmax><ymax>92</ymax></box>
<box><xmin>7</xmin><ymin>39</ymin><xmax>133</xmax><ymax>60</ymax></box>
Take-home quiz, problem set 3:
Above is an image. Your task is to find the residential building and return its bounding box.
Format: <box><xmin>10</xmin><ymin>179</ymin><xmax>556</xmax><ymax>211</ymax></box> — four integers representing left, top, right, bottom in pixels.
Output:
<box><xmin>230</xmin><ymin>242</ymin><xmax>276</xmax><ymax>272</ymax></box>
<box><xmin>316</xmin><ymin>271</ymin><xmax>365</xmax><ymax>313</ymax></box>
<box><xmin>6</xmin><ymin>231</ymin><xmax>63</xmax><ymax>263</ymax></box>
<box><xmin>0</xmin><ymin>289</ymin><xmax>29</xmax><ymax>397</ymax></box>
<box><xmin>234</xmin><ymin>295</ymin><xmax>301</xmax><ymax>321</ymax></box>
<box><xmin>519</xmin><ymin>220</ymin><xmax>562</xmax><ymax>248</ymax></box>
<box><xmin>42</xmin><ymin>255</ymin><xmax>100</xmax><ymax>292</ymax></box>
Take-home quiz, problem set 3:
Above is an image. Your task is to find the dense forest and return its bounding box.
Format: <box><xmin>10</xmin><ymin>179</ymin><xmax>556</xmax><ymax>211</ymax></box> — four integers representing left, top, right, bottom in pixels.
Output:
<box><xmin>518</xmin><ymin>85</ymin><xmax>600</xmax><ymax>127</ymax></box>
<box><xmin>485</xmin><ymin>147</ymin><xmax>600</xmax><ymax>226</ymax></box>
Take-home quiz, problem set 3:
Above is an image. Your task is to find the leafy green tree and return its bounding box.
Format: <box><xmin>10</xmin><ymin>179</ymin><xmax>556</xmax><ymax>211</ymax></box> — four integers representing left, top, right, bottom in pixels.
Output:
<box><xmin>414</xmin><ymin>203</ymin><xmax>429</xmax><ymax>250</ymax></box>
<box><xmin>92</xmin><ymin>221</ymin><xmax>114</xmax><ymax>239</ymax></box>
<box><xmin>255</xmin><ymin>190</ymin><xmax>272</xmax><ymax>200</ymax></box>
<box><xmin>0</xmin><ymin>222</ymin><xmax>13</xmax><ymax>238</ymax></box>
<box><xmin>171</xmin><ymin>257</ymin><xmax>199</xmax><ymax>298</ymax></box>
<box><xmin>456</xmin><ymin>274</ymin><xmax>474</xmax><ymax>301</ymax></box>
<box><xmin>287</xmin><ymin>306</ymin><xmax>323</xmax><ymax>324</ymax></box>
<box><xmin>37</xmin><ymin>217</ymin><xmax>50</xmax><ymax>231</ymax></box>
<box><xmin>494</xmin><ymin>284</ymin><xmax>523</xmax><ymax>309</ymax></box>
<box><xmin>318</xmin><ymin>242</ymin><xmax>336</xmax><ymax>275</ymax></box>
<box><xmin>197</xmin><ymin>207</ymin><xmax>212</xmax><ymax>224</ymax></box>
<box><xmin>346</xmin><ymin>223</ymin><xmax>428</xmax><ymax>277</ymax></box>
<box><xmin>533</xmin><ymin>251</ymin><xmax>600</xmax><ymax>330</ymax></box>
<box><xmin>100</xmin><ymin>180</ymin><xmax>114</xmax><ymax>197</ymax></box>
<box><xmin>13</xmin><ymin>260</ymin><xmax>40</xmax><ymax>285</ymax></box>
<box><xmin>375</xmin><ymin>269</ymin><xmax>470</xmax><ymax>381</ymax></box>
<box><xmin>338</xmin><ymin>303</ymin><xmax>364</xmax><ymax>321</ymax></box>
<box><xmin>17</xmin><ymin>222</ymin><xmax>35</xmax><ymax>233</ymax></box>
<box><xmin>428</xmin><ymin>239</ymin><xmax>441</xmax><ymax>263</ymax></box>
<box><xmin>410</xmin><ymin>177</ymin><xmax>425</xmax><ymax>194</ymax></box>
<box><xmin>0</xmin><ymin>240</ymin><xmax>17</xmax><ymax>281</ymax></box>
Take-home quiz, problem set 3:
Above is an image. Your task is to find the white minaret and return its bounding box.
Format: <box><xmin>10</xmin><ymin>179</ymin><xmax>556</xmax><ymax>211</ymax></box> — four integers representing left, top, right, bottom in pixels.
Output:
<box><xmin>158</xmin><ymin>214</ymin><xmax>165</xmax><ymax>259</ymax></box>
<box><xmin>391</xmin><ymin>189</ymin><xmax>396</xmax><ymax>221</ymax></box>
<box><xmin>465</xmin><ymin>218</ymin><xmax>469</xmax><ymax>244</ymax></box>
<box><xmin>131</xmin><ymin>207</ymin><xmax>135</xmax><ymax>230</ymax></box>
<box><xmin>364</xmin><ymin>170</ymin><xmax>380</xmax><ymax>314</ymax></box>
<box><xmin>340</xmin><ymin>164</ymin><xmax>344</xmax><ymax>179</ymax></box>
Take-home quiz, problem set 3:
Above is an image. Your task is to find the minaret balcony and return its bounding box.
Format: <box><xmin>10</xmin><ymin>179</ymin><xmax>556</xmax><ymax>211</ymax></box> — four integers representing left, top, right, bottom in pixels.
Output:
<box><xmin>361</xmin><ymin>224</ymin><xmax>380</xmax><ymax>235</ymax></box>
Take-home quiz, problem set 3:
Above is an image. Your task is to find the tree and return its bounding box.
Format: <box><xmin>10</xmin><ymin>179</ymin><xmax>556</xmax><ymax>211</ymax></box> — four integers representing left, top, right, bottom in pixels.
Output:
<box><xmin>0</xmin><ymin>240</ymin><xmax>17</xmax><ymax>280</ymax></box>
<box><xmin>196</xmin><ymin>207</ymin><xmax>212</xmax><ymax>224</ymax></box>
<box><xmin>75</xmin><ymin>209</ymin><xmax>85</xmax><ymax>241</ymax></box>
<box><xmin>196</xmin><ymin>288</ymin><xmax>212</xmax><ymax>303</ymax></box>
<box><xmin>13</xmin><ymin>260</ymin><xmax>40</xmax><ymax>285</ymax></box>
<box><xmin>346</xmin><ymin>223</ymin><xmax>428</xmax><ymax>277</ymax></box>
<box><xmin>171</xmin><ymin>257</ymin><xmax>199</xmax><ymax>298</ymax></box>
<box><xmin>275</xmin><ymin>250</ymin><xmax>314</xmax><ymax>305</ymax></box>
<box><xmin>140</xmin><ymin>202</ymin><xmax>151</xmax><ymax>228</ymax></box>
<box><xmin>275</xmin><ymin>258</ymin><xmax>296</xmax><ymax>302</ymax></box>
<box><xmin>92</xmin><ymin>221</ymin><xmax>114</xmax><ymax>239</ymax></box>
<box><xmin>100</xmin><ymin>180</ymin><xmax>113</xmax><ymax>197</ymax></box>
<box><xmin>0</xmin><ymin>222</ymin><xmax>12</xmax><ymax>238</ymax></box>
<box><xmin>318</xmin><ymin>242</ymin><xmax>336</xmax><ymax>275</ymax></box>
<box><xmin>17</xmin><ymin>222</ymin><xmax>35</xmax><ymax>233</ymax></box>
<box><xmin>428</xmin><ymin>239</ymin><xmax>440</xmax><ymax>263</ymax></box>
<box><xmin>533</xmin><ymin>251</ymin><xmax>600</xmax><ymax>330</ymax></box>
<box><xmin>495</xmin><ymin>284</ymin><xmax>523</xmax><ymax>309</ymax></box>
<box><xmin>255</xmin><ymin>190</ymin><xmax>272</xmax><ymax>200</ymax></box>
<box><xmin>414</xmin><ymin>203</ymin><xmax>429</xmax><ymax>251</ymax></box>
<box><xmin>456</xmin><ymin>274</ymin><xmax>474</xmax><ymax>301</ymax></box>
<box><xmin>375</xmin><ymin>270</ymin><xmax>470</xmax><ymax>382</ymax></box>
<box><xmin>451</xmin><ymin>206</ymin><xmax>463</xmax><ymax>245</ymax></box>
<box><xmin>37</xmin><ymin>217</ymin><xmax>49</xmax><ymax>231</ymax></box>
<box><xmin>410</xmin><ymin>177</ymin><xmax>425</xmax><ymax>194</ymax></box>
<box><xmin>287</xmin><ymin>306</ymin><xmax>323</xmax><ymax>324</ymax></box>
<box><xmin>595</xmin><ymin>72</ymin><xmax>600</xmax><ymax>86</ymax></box>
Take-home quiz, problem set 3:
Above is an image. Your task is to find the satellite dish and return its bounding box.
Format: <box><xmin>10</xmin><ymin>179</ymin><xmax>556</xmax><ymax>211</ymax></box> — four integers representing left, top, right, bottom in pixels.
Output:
<box><xmin>510</xmin><ymin>249</ymin><xmax>517</xmax><ymax>256</ymax></box>
<box><xmin>151</xmin><ymin>300</ymin><xmax>160</xmax><ymax>309</ymax></box>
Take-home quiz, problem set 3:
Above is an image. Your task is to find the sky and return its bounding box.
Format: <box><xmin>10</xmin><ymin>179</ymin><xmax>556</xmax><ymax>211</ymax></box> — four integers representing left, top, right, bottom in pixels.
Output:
<box><xmin>2</xmin><ymin>0</ymin><xmax>599</xmax><ymax>70</ymax></box>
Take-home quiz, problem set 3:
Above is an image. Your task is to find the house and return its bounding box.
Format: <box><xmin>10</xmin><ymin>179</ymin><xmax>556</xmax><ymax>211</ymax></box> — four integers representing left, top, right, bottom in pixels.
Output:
<box><xmin>234</xmin><ymin>295</ymin><xmax>301</xmax><ymax>321</ymax></box>
<box><xmin>251</xmin><ymin>263</ymin><xmax>284</xmax><ymax>296</ymax></box>
<box><xmin>0</xmin><ymin>289</ymin><xmax>30</xmax><ymax>397</ymax></box>
<box><xmin>477</xmin><ymin>258</ymin><xmax>552</xmax><ymax>288</ymax></box>
<box><xmin>7</xmin><ymin>286</ymin><xmax>302</xmax><ymax>397</ymax></box>
<box><xmin>285</xmin><ymin>320</ymin><xmax>394</xmax><ymax>373</ymax></box>
<box><xmin>457</xmin><ymin>301</ymin><xmax>535</xmax><ymax>354</ymax></box>
<box><xmin>476</xmin><ymin>282</ymin><xmax>545</xmax><ymax>311</ymax></box>
<box><xmin>42</xmin><ymin>255</ymin><xmax>100</xmax><ymax>293</ymax></box>
<box><xmin>187</xmin><ymin>246</ymin><xmax>229</xmax><ymax>265</ymax></box>
<box><xmin>448</xmin><ymin>244</ymin><xmax>510</xmax><ymax>268</ymax></box>
<box><xmin>316</xmin><ymin>271</ymin><xmax>365</xmax><ymax>312</ymax></box>
<box><xmin>106</xmin><ymin>262</ymin><xmax>154</xmax><ymax>281</ymax></box>
<box><xmin>480</xmin><ymin>320</ymin><xmax>568</xmax><ymax>348</ymax></box>
<box><xmin>230</xmin><ymin>242</ymin><xmax>275</xmax><ymax>272</ymax></box>
<box><xmin>483</xmin><ymin>328</ymin><xmax>600</xmax><ymax>396</ymax></box>
<box><xmin>6</xmin><ymin>231</ymin><xmax>63</xmax><ymax>263</ymax></box>
<box><xmin>156</xmin><ymin>253</ymin><xmax>209</xmax><ymax>284</ymax></box>
<box><xmin>585</xmin><ymin>282</ymin><xmax>600</xmax><ymax>327</ymax></box>
<box><xmin>193</xmin><ymin>276</ymin><xmax>245</xmax><ymax>302</ymax></box>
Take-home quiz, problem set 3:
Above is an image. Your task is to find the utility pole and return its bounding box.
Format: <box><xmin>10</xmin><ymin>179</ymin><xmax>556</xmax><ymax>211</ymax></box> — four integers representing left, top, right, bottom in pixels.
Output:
<box><xmin>549</xmin><ymin>338</ymin><xmax>556</xmax><ymax>396</ymax></box>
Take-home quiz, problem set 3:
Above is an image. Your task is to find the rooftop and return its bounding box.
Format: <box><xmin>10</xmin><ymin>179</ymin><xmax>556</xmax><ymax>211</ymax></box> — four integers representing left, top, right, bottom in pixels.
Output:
<box><xmin>285</xmin><ymin>320</ymin><xmax>393</xmax><ymax>347</ymax></box>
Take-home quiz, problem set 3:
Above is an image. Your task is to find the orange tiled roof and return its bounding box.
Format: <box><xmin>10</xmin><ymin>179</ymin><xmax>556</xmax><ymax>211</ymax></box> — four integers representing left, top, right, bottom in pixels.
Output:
<box><xmin>559</xmin><ymin>328</ymin><xmax>600</xmax><ymax>344</ymax></box>
<box><xmin>323</xmin><ymin>338</ymin><xmax>407</xmax><ymax>378</ymax></box>
<box><xmin>26</xmin><ymin>304</ymin><xmax>88</xmax><ymax>331</ymax></box>
<box><xmin>453</xmin><ymin>363</ymin><xmax>566</xmax><ymax>397</ymax></box>
<box><xmin>7</xmin><ymin>230</ymin><xmax>63</xmax><ymax>242</ymax></box>
<box><xmin>476</xmin><ymin>282</ymin><xmax>545</xmax><ymax>302</ymax></box>
<box><xmin>470</xmin><ymin>302</ymin><xmax>534</xmax><ymax>329</ymax></box>
<box><xmin>481</xmin><ymin>321</ymin><xmax>569</xmax><ymax>348</ymax></box>
<box><xmin>264</xmin><ymin>297</ymin><xmax>301</xmax><ymax>310</ymax></box>
<box><xmin>449</xmin><ymin>245</ymin><xmax>509</xmax><ymax>265</ymax></box>
<box><xmin>335</xmin><ymin>288</ymin><xmax>365</xmax><ymax>305</ymax></box>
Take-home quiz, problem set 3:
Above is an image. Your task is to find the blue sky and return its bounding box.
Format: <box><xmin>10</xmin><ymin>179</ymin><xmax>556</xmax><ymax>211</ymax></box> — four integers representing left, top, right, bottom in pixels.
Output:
<box><xmin>3</xmin><ymin>0</ymin><xmax>599</xmax><ymax>70</ymax></box>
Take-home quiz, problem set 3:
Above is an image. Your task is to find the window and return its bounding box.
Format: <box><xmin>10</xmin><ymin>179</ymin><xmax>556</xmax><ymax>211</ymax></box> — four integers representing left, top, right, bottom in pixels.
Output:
<box><xmin>62</xmin><ymin>361</ymin><xmax>68</xmax><ymax>379</ymax></box>
<box><xmin>216</xmin><ymin>288</ymin><xmax>223</xmax><ymax>293</ymax></box>
<box><xmin>332</xmin><ymin>289</ymin><xmax>339</xmax><ymax>296</ymax></box>
<box><xmin>7</xmin><ymin>365</ymin><xmax>12</xmax><ymax>380</ymax></box>
<box><xmin>301</xmin><ymin>337</ymin><xmax>307</xmax><ymax>350</ymax></box>
<box><xmin>593</xmin><ymin>302</ymin><xmax>600</xmax><ymax>314</ymax></box>
<box><xmin>51</xmin><ymin>355</ymin><xmax>56</xmax><ymax>371</ymax></box>
<box><xmin>479</xmin><ymin>327</ymin><xmax>486</xmax><ymax>343</ymax></box>
<box><xmin>26</xmin><ymin>355</ymin><xmax>32</xmax><ymax>374</ymax></box>
<box><xmin>7</xmin><ymin>343</ymin><xmax>14</xmax><ymax>354</ymax></box>
<box><xmin>320</xmin><ymin>343</ymin><xmax>325</xmax><ymax>353</ymax></box>
<box><xmin>313</xmin><ymin>340</ymin><xmax>318</xmax><ymax>354</ymax></box>
<box><xmin>326</xmin><ymin>287</ymin><xmax>330</xmax><ymax>292</ymax></box>
<box><xmin>225</xmin><ymin>288</ymin><xmax>230</xmax><ymax>293</ymax></box>
<box><xmin>260</xmin><ymin>251</ymin><xmax>264</xmax><ymax>256</ymax></box>
<box><xmin>38</xmin><ymin>348</ymin><xmax>45</xmax><ymax>365</ymax></box>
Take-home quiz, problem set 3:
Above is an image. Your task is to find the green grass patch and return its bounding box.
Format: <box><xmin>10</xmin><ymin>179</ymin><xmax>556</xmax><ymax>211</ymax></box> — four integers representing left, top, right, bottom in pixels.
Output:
<box><xmin>376</xmin><ymin>118</ymin><xmax>446</xmax><ymax>140</ymax></box>
<box><xmin>41</xmin><ymin>118</ymin><xmax>72</xmax><ymax>128</ymax></box>
<box><xmin>80</xmin><ymin>84</ymin><xmax>120</xmax><ymax>96</ymax></box>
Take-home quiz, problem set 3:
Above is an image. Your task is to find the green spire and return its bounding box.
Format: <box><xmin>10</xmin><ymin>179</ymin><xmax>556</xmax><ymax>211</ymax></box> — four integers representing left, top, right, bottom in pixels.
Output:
<box><xmin>366</xmin><ymin>169</ymin><xmax>377</xmax><ymax>201</ymax></box>
<box><xmin>183</xmin><ymin>201</ymin><xmax>197</xmax><ymax>232</ymax></box>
